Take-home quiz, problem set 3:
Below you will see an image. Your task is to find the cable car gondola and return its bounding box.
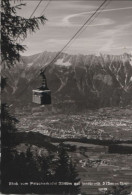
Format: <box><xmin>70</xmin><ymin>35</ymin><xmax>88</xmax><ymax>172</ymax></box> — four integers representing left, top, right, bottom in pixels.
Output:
<box><xmin>32</xmin><ymin>70</ymin><xmax>51</xmax><ymax>105</ymax></box>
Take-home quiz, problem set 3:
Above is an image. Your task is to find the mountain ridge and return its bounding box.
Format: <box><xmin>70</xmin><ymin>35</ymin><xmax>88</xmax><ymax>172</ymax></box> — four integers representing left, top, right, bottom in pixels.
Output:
<box><xmin>2</xmin><ymin>51</ymin><xmax>132</xmax><ymax>110</ymax></box>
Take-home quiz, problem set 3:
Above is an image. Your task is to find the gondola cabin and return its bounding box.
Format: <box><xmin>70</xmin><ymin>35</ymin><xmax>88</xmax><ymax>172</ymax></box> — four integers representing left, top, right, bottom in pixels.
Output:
<box><xmin>32</xmin><ymin>89</ymin><xmax>51</xmax><ymax>105</ymax></box>
<box><xmin>32</xmin><ymin>70</ymin><xmax>51</xmax><ymax>105</ymax></box>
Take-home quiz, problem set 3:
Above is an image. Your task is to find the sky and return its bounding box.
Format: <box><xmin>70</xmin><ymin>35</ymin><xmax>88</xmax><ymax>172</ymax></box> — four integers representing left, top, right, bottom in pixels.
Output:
<box><xmin>14</xmin><ymin>0</ymin><xmax>132</xmax><ymax>56</ymax></box>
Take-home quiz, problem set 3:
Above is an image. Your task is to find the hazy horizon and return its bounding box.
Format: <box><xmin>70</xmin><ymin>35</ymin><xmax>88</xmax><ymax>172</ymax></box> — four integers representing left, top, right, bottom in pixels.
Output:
<box><xmin>22</xmin><ymin>49</ymin><xmax>132</xmax><ymax>57</ymax></box>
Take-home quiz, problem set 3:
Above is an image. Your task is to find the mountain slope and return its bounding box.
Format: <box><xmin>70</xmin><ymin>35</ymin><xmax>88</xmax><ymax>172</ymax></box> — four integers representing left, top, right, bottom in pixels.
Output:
<box><xmin>2</xmin><ymin>51</ymin><xmax>132</xmax><ymax>109</ymax></box>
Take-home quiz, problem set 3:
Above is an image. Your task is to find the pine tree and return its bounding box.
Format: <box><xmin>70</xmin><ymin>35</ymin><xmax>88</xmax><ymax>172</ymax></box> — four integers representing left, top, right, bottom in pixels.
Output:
<box><xmin>1</xmin><ymin>0</ymin><xmax>47</xmax><ymax>147</ymax></box>
<box><xmin>1</xmin><ymin>1</ymin><xmax>47</xmax><ymax>193</ymax></box>
<box><xmin>25</xmin><ymin>146</ymin><xmax>40</xmax><ymax>182</ymax></box>
<box><xmin>55</xmin><ymin>143</ymin><xmax>70</xmax><ymax>182</ymax></box>
<box><xmin>68</xmin><ymin>161</ymin><xmax>81</xmax><ymax>194</ymax></box>
<box><xmin>1</xmin><ymin>0</ymin><xmax>46</xmax><ymax>68</ymax></box>
<box><xmin>38</xmin><ymin>153</ymin><xmax>54</xmax><ymax>182</ymax></box>
<box><xmin>1</xmin><ymin>103</ymin><xmax>18</xmax><ymax>147</ymax></box>
<box><xmin>54</xmin><ymin>143</ymin><xmax>81</xmax><ymax>194</ymax></box>
<box><xmin>105</xmin><ymin>185</ymin><xmax>131</xmax><ymax>195</ymax></box>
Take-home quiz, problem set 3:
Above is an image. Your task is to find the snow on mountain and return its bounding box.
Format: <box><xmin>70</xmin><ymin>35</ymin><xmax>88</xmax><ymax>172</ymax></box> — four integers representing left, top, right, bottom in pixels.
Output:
<box><xmin>55</xmin><ymin>58</ymin><xmax>71</xmax><ymax>67</ymax></box>
<box><xmin>2</xmin><ymin>51</ymin><xmax>132</xmax><ymax>109</ymax></box>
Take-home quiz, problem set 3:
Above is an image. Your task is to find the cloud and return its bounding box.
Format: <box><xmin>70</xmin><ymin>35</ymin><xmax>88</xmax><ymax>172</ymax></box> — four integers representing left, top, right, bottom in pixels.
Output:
<box><xmin>63</xmin><ymin>6</ymin><xmax>132</xmax><ymax>26</ymax></box>
<box><xmin>48</xmin><ymin>15</ymin><xmax>114</xmax><ymax>28</ymax></box>
<box><xmin>111</xmin><ymin>46</ymin><xmax>132</xmax><ymax>50</ymax></box>
<box><xmin>48</xmin><ymin>6</ymin><xmax>132</xmax><ymax>28</ymax></box>
<box><xmin>24</xmin><ymin>19</ymin><xmax>132</xmax><ymax>56</ymax></box>
<box><xmin>97</xmin><ymin>22</ymin><xmax>132</xmax><ymax>39</ymax></box>
<box><xmin>95</xmin><ymin>22</ymin><xmax>132</xmax><ymax>53</ymax></box>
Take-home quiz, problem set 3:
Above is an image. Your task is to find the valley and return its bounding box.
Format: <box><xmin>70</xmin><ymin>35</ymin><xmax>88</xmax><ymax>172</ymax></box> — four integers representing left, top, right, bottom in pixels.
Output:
<box><xmin>16</xmin><ymin>106</ymin><xmax>132</xmax><ymax>141</ymax></box>
<box><xmin>14</xmin><ymin>106</ymin><xmax>132</xmax><ymax>194</ymax></box>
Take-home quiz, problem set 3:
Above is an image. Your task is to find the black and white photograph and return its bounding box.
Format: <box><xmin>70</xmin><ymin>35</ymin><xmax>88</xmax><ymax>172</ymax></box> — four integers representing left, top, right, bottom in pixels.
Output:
<box><xmin>1</xmin><ymin>0</ymin><xmax>132</xmax><ymax>194</ymax></box>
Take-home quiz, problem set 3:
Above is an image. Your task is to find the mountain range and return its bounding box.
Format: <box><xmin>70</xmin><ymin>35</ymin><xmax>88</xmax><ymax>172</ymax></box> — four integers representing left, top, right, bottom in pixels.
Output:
<box><xmin>2</xmin><ymin>51</ymin><xmax>132</xmax><ymax>111</ymax></box>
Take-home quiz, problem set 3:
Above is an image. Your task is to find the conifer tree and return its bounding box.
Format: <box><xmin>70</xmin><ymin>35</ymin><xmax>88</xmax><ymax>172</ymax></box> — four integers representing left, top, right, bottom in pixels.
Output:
<box><xmin>38</xmin><ymin>153</ymin><xmax>54</xmax><ymax>182</ymax></box>
<box><xmin>1</xmin><ymin>0</ymin><xmax>46</xmax><ymax>68</ymax></box>
<box><xmin>1</xmin><ymin>0</ymin><xmax>47</xmax><ymax>146</ymax></box>
<box><xmin>105</xmin><ymin>185</ymin><xmax>130</xmax><ymax>195</ymax></box>
<box><xmin>1</xmin><ymin>103</ymin><xmax>18</xmax><ymax>146</ymax></box>
<box><xmin>55</xmin><ymin>143</ymin><xmax>81</xmax><ymax>194</ymax></box>
<box><xmin>55</xmin><ymin>143</ymin><xmax>70</xmax><ymax>182</ymax></box>
<box><xmin>25</xmin><ymin>146</ymin><xmax>40</xmax><ymax>182</ymax></box>
<box><xmin>1</xmin><ymin>0</ymin><xmax>47</xmax><ymax>193</ymax></box>
<box><xmin>69</xmin><ymin>161</ymin><xmax>81</xmax><ymax>194</ymax></box>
